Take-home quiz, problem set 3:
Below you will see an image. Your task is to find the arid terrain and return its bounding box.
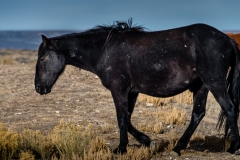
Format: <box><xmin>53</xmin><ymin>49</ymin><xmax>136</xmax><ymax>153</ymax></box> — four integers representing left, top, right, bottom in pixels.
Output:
<box><xmin>1</xmin><ymin>49</ymin><xmax>240</xmax><ymax>159</ymax></box>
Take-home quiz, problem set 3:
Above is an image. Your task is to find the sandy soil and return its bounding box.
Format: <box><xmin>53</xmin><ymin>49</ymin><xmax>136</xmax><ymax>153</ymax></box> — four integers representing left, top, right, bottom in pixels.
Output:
<box><xmin>1</xmin><ymin>50</ymin><xmax>240</xmax><ymax>159</ymax></box>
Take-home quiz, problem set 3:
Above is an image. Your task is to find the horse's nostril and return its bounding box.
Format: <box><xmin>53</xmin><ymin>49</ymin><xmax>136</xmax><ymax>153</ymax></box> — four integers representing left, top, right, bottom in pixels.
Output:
<box><xmin>36</xmin><ymin>85</ymin><xmax>40</xmax><ymax>92</ymax></box>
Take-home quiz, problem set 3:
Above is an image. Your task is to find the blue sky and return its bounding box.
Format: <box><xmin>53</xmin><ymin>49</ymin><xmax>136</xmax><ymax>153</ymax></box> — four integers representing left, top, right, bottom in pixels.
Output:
<box><xmin>0</xmin><ymin>0</ymin><xmax>240</xmax><ymax>31</ymax></box>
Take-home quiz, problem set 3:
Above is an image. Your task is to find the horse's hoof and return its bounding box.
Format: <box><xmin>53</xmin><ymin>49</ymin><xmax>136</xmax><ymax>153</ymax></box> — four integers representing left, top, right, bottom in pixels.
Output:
<box><xmin>169</xmin><ymin>150</ymin><xmax>180</xmax><ymax>156</ymax></box>
<box><xmin>113</xmin><ymin>154</ymin><xmax>118</xmax><ymax>159</ymax></box>
<box><xmin>235</xmin><ymin>149</ymin><xmax>240</xmax><ymax>155</ymax></box>
<box><xmin>227</xmin><ymin>148</ymin><xmax>235</xmax><ymax>154</ymax></box>
<box><xmin>113</xmin><ymin>147</ymin><xmax>127</xmax><ymax>154</ymax></box>
<box><xmin>150</xmin><ymin>141</ymin><xmax>156</xmax><ymax>151</ymax></box>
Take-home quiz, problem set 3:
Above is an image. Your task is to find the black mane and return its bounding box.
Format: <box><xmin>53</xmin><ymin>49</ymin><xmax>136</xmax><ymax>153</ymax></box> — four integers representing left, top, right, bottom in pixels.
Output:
<box><xmin>85</xmin><ymin>18</ymin><xmax>145</xmax><ymax>49</ymax></box>
<box><xmin>86</xmin><ymin>18</ymin><xmax>145</xmax><ymax>34</ymax></box>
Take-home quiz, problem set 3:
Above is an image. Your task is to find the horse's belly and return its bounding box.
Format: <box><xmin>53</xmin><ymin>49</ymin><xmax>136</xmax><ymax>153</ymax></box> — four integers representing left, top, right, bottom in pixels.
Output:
<box><xmin>134</xmin><ymin>70</ymin><xmax>198</xmax><ymax>97</ymax></box>
<box><xmin>137</xmin><ymin>82</ymin><xmax>192</xmax><ymax>97</ymax></box>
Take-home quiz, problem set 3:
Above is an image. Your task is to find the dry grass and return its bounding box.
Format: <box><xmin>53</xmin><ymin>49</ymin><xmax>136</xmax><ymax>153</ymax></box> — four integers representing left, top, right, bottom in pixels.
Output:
<box><xmin>19</xmin><ymin>151</ymin><xmax>35</xmax><ymax>160</ymax></box>
<box><xmin>0</xmin><ymin>121</ymin><xmax>96</xmax><ymax>159</ymax></box>
<box><xmin>0</xmin><ymin>120</ymin><xmax>187</xmax><ymax>160</ymax></box>
<box><xmin>136</xmin><ymin>105</ymin><xmax>186</xmax><ymax>135</ymax></box>
<box><xmin>0</xmin><ymin>49</ymin><xmax>37</xmax><ymax>65</ymax></box>
<box><xmin>164</xmin><ymin>138</ymin><xmax>179</xmax><ymax>152</ymax></box>
<box><xmin>0</xmin><ymin>123</ymin><xmax>19</xmax><ymax>160</ymax></box>
<box><xmin>0</xmin><ymin>56</ymin><xmax>16</xmax><ymax>65</ymax></box>
<box><xmin>137</xmin><ymin>121</ymin><xmax>164</xmax><ymax>134</ymax></box>
<box><xmin>144</xmin><ymin>105</ymin><xmax>187</xmax><ymax>125</ymax></box>
<box><xmin>138</xmin><ymin>91</ymin><xmax>193</xmax><ymax>107</ymax></box>
<box><xmin>51</xmin><ymin>120</ymin><xmax>94</xmax><ymax>159</ymax></box>
<box><xmin>83</xmin><ymin>136</ymin><xmax>112</xmax><ymax>160</ymax></box>
<box><xmin>18</xmin><ymin>129</ymin><xmax>55</xmax><ymax>159</ymax></box>
<box><xmin>165</xmin><ymin>107</ymin><xmax>187</xmax><ymax>125</ymax></box>
<box><xmin>100</xmin><ymin>123</ymin><xmax>115</xmax><ymax>134</ymax></box>
<box><xmin>117</xmin><ymin>146</ymin><xmax>153</xmax><ymax>160</ymax></box>
<box><xmin>0</xmin><ymin>121</ymin><xmax>156</xmax><ymax>159</ymax></box>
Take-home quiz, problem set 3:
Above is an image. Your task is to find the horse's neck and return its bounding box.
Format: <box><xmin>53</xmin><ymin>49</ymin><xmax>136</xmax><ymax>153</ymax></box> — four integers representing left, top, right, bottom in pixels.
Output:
<box><xmin>61</xmin><ymin>33</ymin><xmax>107</xmax><ymax>73</ymax></box>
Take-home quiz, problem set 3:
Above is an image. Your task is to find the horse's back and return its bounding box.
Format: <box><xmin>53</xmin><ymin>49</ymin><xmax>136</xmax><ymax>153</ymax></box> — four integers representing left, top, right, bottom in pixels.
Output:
<box><xmin>100</xmin><ymin>23</ymin><xmax>234</xmax><ymax>97</ymax></box>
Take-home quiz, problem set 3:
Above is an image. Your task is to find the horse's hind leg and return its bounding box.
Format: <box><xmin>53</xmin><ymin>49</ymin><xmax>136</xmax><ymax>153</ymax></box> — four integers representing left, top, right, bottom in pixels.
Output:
<box><xmin>127</xmin><ymin>93</ymin><xmax>151</xmax><ymax>146</ymax></box>
<box><xmin>197</xmin><ymin>64</ymin><xmax>239</xmax><ymax>154</ymax></box>
<box><xmin>172</xmin><ymin>82</ymin><xmax>209</xmax><ymax>155</ymax></box>
<box><xmin>207</xmin><ymin>86</ymin><xmax>239</xmax><ymax>153</ymax></box>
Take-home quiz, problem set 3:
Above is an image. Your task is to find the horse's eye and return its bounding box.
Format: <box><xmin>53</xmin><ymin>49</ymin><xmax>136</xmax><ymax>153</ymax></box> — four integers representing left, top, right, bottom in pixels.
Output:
<box><xmin>40</xmin><ymin>52</ymin><xmax>50</xmax><ymax>61</ymax></box>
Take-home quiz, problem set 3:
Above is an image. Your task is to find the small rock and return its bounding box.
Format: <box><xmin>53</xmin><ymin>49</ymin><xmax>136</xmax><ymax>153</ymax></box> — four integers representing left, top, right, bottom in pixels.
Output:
<box><xmin>95</xmin><ymin>109</ymin><xmax>100</xmax><ymax>113</ymax></box>
<box><xmin>146</xmin><ymin>103</ymin><xmax>153</xmax><ymax>107</ymax></box>
<box><xmin>235</xmin><ymin>149</ymin><xmax>240</xmax><ymax>155</ymax></box>
<box><xmin>14</xmin><ymin>112</ymin><xmax>22</xmax><ymax>115</ymax></box>
<box><xmin>167</xmin><ymin>125</ymin><xmax>173</xmax><ymax>128</ymax></box>
<box><xmin>169</xmin><ymin>151</ymin><xmax>178</xmax><ymax>156</ymax></box>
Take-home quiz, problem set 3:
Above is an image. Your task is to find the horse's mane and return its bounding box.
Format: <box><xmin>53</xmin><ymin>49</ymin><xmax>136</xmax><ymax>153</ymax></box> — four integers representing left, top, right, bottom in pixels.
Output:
<box><xmin>84</xmin><ymin>18</ymin><xmax>145</xmax><ymax>49</ymax></box>
<box><xmin>86</xmin><ymin>18</ymin><xmax>146</xmax><ymax>34</ymax></box>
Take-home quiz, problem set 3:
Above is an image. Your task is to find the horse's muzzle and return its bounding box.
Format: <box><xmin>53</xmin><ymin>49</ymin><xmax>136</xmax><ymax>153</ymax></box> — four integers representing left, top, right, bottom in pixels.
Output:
<box><xmin>35</xmin><ymin>85</ymin><xmax>51</xmax><ymax>95</ymax></box>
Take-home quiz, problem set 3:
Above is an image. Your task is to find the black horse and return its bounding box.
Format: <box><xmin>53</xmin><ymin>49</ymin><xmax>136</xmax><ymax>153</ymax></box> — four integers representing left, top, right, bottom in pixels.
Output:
<box><xmin>35</xmin><ymin>19</ymin><xmax>240</xmax><ymax>155</ymax></box>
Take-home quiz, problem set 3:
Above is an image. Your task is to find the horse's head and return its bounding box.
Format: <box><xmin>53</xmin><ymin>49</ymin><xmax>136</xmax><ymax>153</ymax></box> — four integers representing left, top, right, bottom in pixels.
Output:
<box><xmin>35</xmin><ymin>35</ymin><xmax>65</xmax><ymax>95</ymax></box>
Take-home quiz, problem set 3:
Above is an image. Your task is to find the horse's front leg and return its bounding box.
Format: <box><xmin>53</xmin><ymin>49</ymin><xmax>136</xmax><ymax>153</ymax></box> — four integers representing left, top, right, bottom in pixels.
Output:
<box><xmin>128</xmin><ymin>93</ymin><xmax>151</xmax><ymax>146</ymax></box>
<box><xmin>111</xmin><ymin>90</ymin><xmax>130</xmax><ymax>154</ymax></box>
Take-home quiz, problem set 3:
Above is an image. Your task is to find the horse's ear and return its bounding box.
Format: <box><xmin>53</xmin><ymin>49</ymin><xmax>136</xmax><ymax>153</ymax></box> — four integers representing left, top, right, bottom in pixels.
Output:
<box><xmin>41</xmin><ymin>35</ymin><xmax>50</xmax><ymax>47</ymax></box>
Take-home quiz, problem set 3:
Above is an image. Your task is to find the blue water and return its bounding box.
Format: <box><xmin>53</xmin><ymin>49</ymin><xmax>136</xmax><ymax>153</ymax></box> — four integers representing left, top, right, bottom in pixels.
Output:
<box><xmin>0</xmin><ymin>30</ymin><xmax>239</xmax><ymax>50</ymax></box>
<box><xmin>0</xmin><ymin>30</ymin><xmax>78</xmax><ymax>50</ymax></box>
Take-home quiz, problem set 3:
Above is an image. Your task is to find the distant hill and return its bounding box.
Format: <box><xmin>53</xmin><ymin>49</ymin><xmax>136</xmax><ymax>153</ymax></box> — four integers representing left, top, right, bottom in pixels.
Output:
<box><xmin>0</xmin><ymin>30</ymin><xmax>78</xmax><ymax>50</ymax></box>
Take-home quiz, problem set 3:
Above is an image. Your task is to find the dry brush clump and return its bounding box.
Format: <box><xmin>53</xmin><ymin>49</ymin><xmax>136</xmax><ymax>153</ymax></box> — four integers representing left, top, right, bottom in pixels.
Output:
<box><xmin>51</xmin><ymin>120</ymin><xmax>95</xmax><ymax>159</ymax></box>
<box><xmin>18</xmin><ymin>128</ymin><xmax>58</xmax><ymax>159</ymax></box>
<box><xmin>0</xmin><ymin>121</ymin><xmax>97</xmax><ymax>159</ymax></box>
<box><xmin>0</xmin><ymin>123</ymin><xmax>19</xmax><ymax>160</ymax></box>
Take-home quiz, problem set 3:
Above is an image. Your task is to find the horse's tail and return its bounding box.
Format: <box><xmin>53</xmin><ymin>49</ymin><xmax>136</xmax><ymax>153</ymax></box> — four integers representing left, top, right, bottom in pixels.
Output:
<box><xmin>217</xmin><ymin>38</ymin><xmax>240</xmax><ymax>138</ymax></box>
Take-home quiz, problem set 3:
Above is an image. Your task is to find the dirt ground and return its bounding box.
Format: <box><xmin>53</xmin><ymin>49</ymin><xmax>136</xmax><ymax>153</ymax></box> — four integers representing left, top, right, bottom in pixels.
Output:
<box><xmin>1</xmin><ymin>49</ymin><xmax>240</xmax><ymax>159</ymax></box>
